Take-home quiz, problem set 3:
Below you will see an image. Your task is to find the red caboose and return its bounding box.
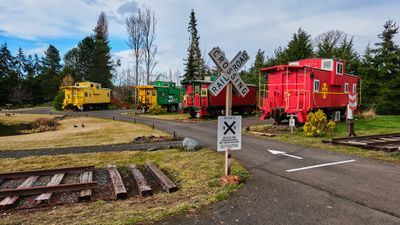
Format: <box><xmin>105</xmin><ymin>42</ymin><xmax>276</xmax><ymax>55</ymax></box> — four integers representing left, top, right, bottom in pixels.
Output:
<box><xmin>260</xmin><ymin>58</ymin><xmax>360</xmax><ymax>123</ymax></box>
<box><xmin>181</xmin><ymin>79</ymin><xmax>257</xmax><ymax>118</ymax></box>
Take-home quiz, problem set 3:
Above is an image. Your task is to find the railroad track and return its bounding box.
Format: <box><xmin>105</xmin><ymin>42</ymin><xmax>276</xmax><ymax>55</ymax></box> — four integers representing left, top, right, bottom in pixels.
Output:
<box><xmin>325</xmin><ymin>133</ymin><xmax>400</xmax><ymax>152</ymax></box>
<box><xmin>0</xmin><ymin>163</ymin><xmax>177</xmax><ymax>210</ymax></box>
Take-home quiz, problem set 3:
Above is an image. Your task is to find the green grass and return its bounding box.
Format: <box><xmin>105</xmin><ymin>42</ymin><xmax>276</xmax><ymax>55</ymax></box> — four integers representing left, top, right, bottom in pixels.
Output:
<box><xmin>247</xmin><ymin>115</ymin><xmax>400</xmax><ymax>163</ymax></box>
<box><xmin>0</xmin><ymin>149</ymin><xmax>248</xmax><ymax>225</ymax></box>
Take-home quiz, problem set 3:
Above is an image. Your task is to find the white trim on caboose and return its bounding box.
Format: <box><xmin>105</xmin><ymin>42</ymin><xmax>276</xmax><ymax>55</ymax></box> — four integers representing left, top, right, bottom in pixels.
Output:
<box><xmin>336</xmin><ymin>62</ymin><xmax>344</xmax><ymax>75</ymax></box>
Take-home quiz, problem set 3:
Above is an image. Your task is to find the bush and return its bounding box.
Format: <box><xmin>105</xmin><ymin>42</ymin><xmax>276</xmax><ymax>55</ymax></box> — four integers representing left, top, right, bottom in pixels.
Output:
<box><xmin>147</xmin><ymin>104</ymin><xmax>167</xmax><ymax>115</ymax></box>
<box><xmin>303</xmin><ymin>110</ymin><xmax>335</xmax><ymax>137</ymax></box>
<box><xmin>33</xmin><ymin>118</ymin><xmax>59</xmax><ymax>132</ymax></box>
<box><xmin>53</xmin><ymin>91</ymin><xmax>65</xmax><ymax>111</ymax></box>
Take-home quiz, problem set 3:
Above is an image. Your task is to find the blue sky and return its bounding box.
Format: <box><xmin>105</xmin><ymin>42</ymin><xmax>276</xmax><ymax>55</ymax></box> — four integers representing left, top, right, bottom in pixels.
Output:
<box><xmin>1</xmin><ymin>0</ymin><xmax>400</xmax><ymax>77</ymax></box>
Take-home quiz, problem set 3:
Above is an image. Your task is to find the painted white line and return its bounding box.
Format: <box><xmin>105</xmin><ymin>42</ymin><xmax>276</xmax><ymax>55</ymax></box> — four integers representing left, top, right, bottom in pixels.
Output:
<box><xmin>268</xmin><ymin>149</ymin><xmax>303</xmax><ymax>159</ymax></box>
<box><xmin>286</xmin><ymin>159</ymin><xmax>356</xmax><ymax>172</ymax></box>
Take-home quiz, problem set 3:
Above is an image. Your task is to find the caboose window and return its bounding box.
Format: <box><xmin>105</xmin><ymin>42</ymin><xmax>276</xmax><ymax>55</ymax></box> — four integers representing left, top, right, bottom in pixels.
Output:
<box><xmin>336</xmin><ymin>62</ymin><xmax>343</xmax><ymax>75</ymax></box>
<box><xmin>314</xmin><ymin>80</ymin><xmax>320</xmax><ymax>92</ymax></box>
<box><xmin>85</xmin><ymin>92</ymin><xmax>88</xmax><ymax>97</ymax></box>
<box><xmin>344</xmin><ymin>83</ymin><xmax>349</xmax><ymax>93</ymax></box>
<box><xmin>322</xmin><ymin>59</ymin><xmax>333</xmax><ymax>71</ymax></box>
<box><xmin>352</xmin><ymin>84</ymin><xmax>357</xmax><ymax>93</ymax></box>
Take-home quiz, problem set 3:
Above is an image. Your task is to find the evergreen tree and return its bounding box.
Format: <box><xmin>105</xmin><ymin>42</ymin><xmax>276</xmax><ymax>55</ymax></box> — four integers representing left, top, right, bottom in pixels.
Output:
<box><xmin>285</xmin><ymin>28</ymin><xmax>313</xmax><ymax>62</ymax></box>
<box><xmin>242</xmin><ymin>49</ymin><xmax>266</xmax><ymax>85</ymax></box>
<box><xmin>370</xmin><ymin>20</ymin><xmax>400</xmax><ymax>114</ymax></box>
<box><xmin>63</xmin><ymin>47</ymin><xmax>81</xmax><ymax>81</ymax></box>
<box><xmin>184</xmin><ymin>9</ymin><xmax>205</xmax><ymax>80</ymax></box>
<box><xmin>359</xmin><ymin>44</ymin><xmax>379</xmax><ymax>109</ymax></box>
<box><xmin>15</xmin><ymin>48</ymin><xmax>27</xmax><ymax>80</ymax></box>
<box><xmin>77</xmin><ymin>36</ymin><xmax>96</xmax><ymax>82</ymax></box>
<box><xmin>0</xmin><ymin>43</ymin><xmax>16</xmax><ymax>105</ymax></box>
<box><xmin>40</xmin><ymin>45</ymin><xmax>61</xmax><ymax>102</ymax></box>
<box><xmin>93</xmin><ymin>12</ymin><xmax>113</xmax><ymax>88</ymax></box>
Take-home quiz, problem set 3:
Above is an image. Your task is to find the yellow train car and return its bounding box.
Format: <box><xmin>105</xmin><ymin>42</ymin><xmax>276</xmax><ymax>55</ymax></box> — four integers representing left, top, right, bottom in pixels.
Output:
<box><xmin>62</xmin><ymin>82</ymin><xmax>111</xmax><ymax>111</ymax></box>
<box><xmin>135</xmin><ymin>85</ymin><xmax>157</xmax><ymax>109</ymax></box>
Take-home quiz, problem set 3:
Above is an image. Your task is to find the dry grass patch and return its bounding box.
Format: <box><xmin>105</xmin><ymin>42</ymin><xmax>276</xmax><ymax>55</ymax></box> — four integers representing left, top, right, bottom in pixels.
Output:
<box><xmin>139</xmin><ymin>113</ymin><xmax>190</xmax><ymax>121</ymax></box>
<box><xmin>0</xmin><ymin>115</ymin><xmax>167</xmax><ymax>151</ymax></box>
<box><xmin>0</xmin><ymin>149</ymin><xmax>248</xmax><ymax>225</ymax></box>
<box><xmin>0</xmin><ymin>113</ymin><xmax>55</xmax><ymax>124</ymax></box>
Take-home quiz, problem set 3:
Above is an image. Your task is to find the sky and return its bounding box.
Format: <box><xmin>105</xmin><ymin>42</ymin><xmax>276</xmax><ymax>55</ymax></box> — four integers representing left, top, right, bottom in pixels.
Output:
<box><xmin>1</xmin><ymin>0</ymin><xmax>400</xmax><ymax>79</ymax></box>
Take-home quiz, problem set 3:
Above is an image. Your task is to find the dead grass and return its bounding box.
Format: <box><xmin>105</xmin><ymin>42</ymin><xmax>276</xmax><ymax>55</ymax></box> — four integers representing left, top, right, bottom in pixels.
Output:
<box><xmin>361</xmin><ymin>108</ymin><xmax>377</xmax><ymax>119</ymax></box>
<box><xmin>0</xmin><ymin>115</ymin><xmax>168</xmax><ymax>151</ymax></box>
<box><xmin>0</xmin><ymin>113</ymin><xmax>55</xmax><ymax>124</ymax></box>
<box><xmin>139</xmin><ymin>113</ymin><xmax>191</xmax><ymax>121</ymax></box>
<box><xmin>0</xmin><ymin>149</ymin><xmax>248</xmax><ymax>225</ymax></box>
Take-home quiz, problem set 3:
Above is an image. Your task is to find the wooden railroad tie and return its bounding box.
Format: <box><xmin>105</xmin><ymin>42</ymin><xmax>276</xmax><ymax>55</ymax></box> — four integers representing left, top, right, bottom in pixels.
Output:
<box><xmin>0</xmin><ymin>176</ymin><xmax>39</xmax><ymax>209</ymax></box>
<box><xmin>107</xmin><ymin>165</ymin><xmax>128</xmax><ymax>199</ymax></box>
<box><xmin>79</xmin><ymin>171</ymin><xmax>93</xmax><ymax>201</ymax></box>
<box><xmin>128</xmin><ymin>164</ymin><xmax>152</xmax><ymax>197</ymax></box>
<box><xmin>35</xmin><ymin>173</ymin><xmax>65</xmax><ymax>204</ymax></box>
<box><xmin>145</xmin><ymin>161</ymin><xmax>177</xmax><ymax>193</ymax></box>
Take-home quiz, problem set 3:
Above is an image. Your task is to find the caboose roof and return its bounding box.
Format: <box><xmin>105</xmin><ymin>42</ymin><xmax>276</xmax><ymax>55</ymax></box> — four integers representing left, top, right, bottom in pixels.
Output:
<box><xmin>260</xmin><ymin>64</ymin><xmax>358</xmax><ymax>77</ymax></box>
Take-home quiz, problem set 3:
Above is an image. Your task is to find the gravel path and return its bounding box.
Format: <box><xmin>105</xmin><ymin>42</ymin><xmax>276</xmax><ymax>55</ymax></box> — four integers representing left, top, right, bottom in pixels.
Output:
<box><xmin>0</xmin><ymin>141</ymin><xmax>182</xmax><ymax>158</ymax></box>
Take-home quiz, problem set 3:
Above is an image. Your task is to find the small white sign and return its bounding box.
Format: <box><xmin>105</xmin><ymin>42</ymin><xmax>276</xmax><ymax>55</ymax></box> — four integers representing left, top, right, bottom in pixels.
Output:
<box><xmin>217</xmin><ymin>116</ymin><xmax>242</xmax><ymax>151</ymax></box>
<box><xmin>289</xmin><ymin>117</ymin><xmax>295</xmax><ymax>127</ymax></box>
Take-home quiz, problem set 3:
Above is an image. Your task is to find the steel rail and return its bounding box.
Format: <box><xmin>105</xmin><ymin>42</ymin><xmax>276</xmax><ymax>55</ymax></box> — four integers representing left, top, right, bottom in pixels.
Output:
<box><xmin>0</xmin><ymin>166</ymin><xmax>95</xmax><ymax>179</ymax></box>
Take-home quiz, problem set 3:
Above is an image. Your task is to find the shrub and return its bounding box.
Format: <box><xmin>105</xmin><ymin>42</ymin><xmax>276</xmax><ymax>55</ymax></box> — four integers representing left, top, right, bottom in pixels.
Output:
<box><xmin>361</xmin><ymin>108</ymin><xmax>376</xmax><ymax>119</ymax></box>
<box><xmin>147</xmin><ymin>104</ymin><xmax>167</xmax><ymax>115</ymax></box>
<box><xmin>53</xmin><ymin>91</ymin><xmax>65</xmax><ymax>111</ymax></box>
<box><xmin>33</xmin><ymin>118</ymin><xmax>59</xmax><ymax>132</ymax></box>
<box><xmin>303</xmin><ymin>110</ymin><xmax>336</xmax><ymax>137</ymax></box>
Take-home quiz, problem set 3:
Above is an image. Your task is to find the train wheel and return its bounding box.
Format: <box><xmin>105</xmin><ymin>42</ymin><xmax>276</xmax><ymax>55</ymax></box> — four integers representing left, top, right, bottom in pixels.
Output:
<box><xmin>189</xmin><ymin>110</ymin><xmax>196</xmax><ymax>118</ymax></box>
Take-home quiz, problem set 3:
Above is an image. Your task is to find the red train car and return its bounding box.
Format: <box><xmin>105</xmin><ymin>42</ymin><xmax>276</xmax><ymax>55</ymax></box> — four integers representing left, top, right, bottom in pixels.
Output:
<box><xmin>181</xmin><ymin>79</ymin><xmax>257</xmax><ymax>118</ymax></box>
<box><xmin>259</xmin><ymin>58</ymin><xmax>360</xmax><ymax>123</ymax></box>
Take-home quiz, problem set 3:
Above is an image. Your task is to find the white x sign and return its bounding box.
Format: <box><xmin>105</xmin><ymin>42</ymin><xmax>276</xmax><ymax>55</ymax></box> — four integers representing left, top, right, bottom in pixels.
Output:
<box><xmin>208</xmin><ymin>47</ymin><xmax>250</xmax><ymax>97</ymax></box>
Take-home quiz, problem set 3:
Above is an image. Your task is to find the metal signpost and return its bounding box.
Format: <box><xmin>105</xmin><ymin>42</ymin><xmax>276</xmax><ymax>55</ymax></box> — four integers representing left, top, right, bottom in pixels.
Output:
<box><xmin>208</xmin><ymin>47</ymin><xmax>249</xmax><ymax>175</ymax></box>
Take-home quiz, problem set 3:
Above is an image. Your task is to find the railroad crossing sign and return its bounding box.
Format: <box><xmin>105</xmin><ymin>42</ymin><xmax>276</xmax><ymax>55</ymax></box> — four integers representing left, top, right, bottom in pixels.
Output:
<box><xmin>348</xmin><ymin>93</ymin><xmax>358</xmax><ymax>111</ymax></box>
<box><xmin>208</xmin><ymin>47</ymin><xmax>250</xmax><ymax>97</ymax></box>
<box><xmin>217</xmin><ymin>116</ymin><xmax>242</xmax><ymax>151</ymax></box>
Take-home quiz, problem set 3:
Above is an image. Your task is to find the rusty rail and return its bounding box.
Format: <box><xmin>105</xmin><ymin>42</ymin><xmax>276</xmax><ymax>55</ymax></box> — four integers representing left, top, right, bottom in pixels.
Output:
<box><xmin>326</xmin><ymin>133</ymin><xmax>400</xmax><ymax>152</ymax></box>
<box><xmin>0</xmin><ymin>166</ymin><xmax>95</xmax><ymax>179</ymax></box>
<box><xmin>0</xmin><ymin>182</ymin><xmax>98</xmax><ymax>198</ymax></box>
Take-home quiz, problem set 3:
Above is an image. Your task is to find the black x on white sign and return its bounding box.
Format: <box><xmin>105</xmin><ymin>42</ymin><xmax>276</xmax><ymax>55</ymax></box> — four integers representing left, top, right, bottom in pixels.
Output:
<box><xmin>217</xmin><ymin>116</ymin><xmax>242</xmax><ymax>151</ymax></box>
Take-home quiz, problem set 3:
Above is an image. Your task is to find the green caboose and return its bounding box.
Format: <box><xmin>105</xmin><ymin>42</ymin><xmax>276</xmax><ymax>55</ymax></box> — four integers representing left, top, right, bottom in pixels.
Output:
<box><xmin>135</xmin><ymin>81</ymin><xmax>184</xmax><ymax>112</ymax></box>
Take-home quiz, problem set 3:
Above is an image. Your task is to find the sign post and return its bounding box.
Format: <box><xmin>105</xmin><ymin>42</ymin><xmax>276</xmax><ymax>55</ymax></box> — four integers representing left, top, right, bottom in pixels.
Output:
<box><xmin>347</xmin><ymin>93</ymin><xmax>357</xmax><ymax>137</ymax></box>
<box><xmin>210</xmin><ymin>47</ymin><xmax>249</xmax><ymax>176</ymax></box>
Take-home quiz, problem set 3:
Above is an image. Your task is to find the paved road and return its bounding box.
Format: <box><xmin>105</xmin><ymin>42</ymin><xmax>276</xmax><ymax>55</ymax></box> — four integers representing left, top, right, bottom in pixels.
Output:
<box><xmin>8</xmin><ymin>108</ymin><xmax>400</xmax><ymax>224</ymax></box>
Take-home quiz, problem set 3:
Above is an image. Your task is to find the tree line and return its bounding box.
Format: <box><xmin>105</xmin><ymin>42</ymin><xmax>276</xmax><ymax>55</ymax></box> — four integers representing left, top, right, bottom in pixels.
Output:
<box><xmin>183</xmin><ymin>11</ymin><xmax>400</xmax><ymax>114</ymax></box>
<box><xmin>0</xmin><ymin>12</ymin><xmax>116</xmax><ymax>107</ymax></box>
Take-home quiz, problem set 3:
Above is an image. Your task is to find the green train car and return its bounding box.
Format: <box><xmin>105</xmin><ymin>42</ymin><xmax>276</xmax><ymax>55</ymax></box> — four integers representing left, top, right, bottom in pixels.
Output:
<box><xmin>135</xmin><ymin>81</ymin><xmax>184</xmax><ymax>111</ymax></box>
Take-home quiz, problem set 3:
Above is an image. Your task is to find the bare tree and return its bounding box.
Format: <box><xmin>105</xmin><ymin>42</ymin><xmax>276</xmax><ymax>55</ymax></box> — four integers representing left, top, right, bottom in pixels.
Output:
<box><xmin>60</xmin><ymin>74</ymin><xmax>75</xmax><ymax>87</ymax></box>
<box><xmin>142</xmin><ymin>8</ymin><xmax>158</xmax><ymax>84</ymax></box>
<box><xmin>168</xmin><ymin>68</ymin><xmax>181</xmax><ymax>84</ymax></box>
<box><xmin>10</xmin><ymin>84</ymin><xmax>31</xmax><ymax>106</ymax></box>
<box><xmin>126</xmin><ymin>10</ymin><xmax>144</xmax><ymax>86</ymax></box>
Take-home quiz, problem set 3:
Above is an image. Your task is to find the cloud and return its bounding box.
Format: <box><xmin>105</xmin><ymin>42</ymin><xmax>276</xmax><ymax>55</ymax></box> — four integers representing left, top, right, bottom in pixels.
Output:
<box><xmin>117</xmin><ymin>1</ymin><xmax>139</xmax><ymax>15</ymax></box>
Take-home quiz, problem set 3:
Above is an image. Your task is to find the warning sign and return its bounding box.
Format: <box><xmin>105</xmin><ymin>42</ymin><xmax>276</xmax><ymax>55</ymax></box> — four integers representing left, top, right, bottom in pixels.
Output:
<box><xmin>217</xmin><ymin>116</ymin><xmax>242</xmax><ymax>151</ymax></box>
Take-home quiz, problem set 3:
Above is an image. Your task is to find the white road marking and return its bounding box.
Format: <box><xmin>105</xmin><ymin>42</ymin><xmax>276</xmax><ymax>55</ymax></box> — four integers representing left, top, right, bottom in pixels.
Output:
<box><xmin>286</xmin><ymin>159</ymin><xmax>356</xmax><ymax>172</ymax></box>
<box><xmin>268</xmin><ymin>149</ymin><xmax>303</xmax><ymax>160</ymax></box>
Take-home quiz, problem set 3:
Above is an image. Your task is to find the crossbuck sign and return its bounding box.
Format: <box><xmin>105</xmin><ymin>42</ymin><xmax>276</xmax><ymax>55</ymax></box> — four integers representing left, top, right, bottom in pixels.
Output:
<box><xmin>208</xmin><ymin>47</ymin><xmax>250</xmax><ymax>97</ymax></box>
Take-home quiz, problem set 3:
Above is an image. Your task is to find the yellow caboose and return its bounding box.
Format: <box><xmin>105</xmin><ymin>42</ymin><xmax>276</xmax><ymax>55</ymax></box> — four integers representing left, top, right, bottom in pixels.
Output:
<box><xmin>62</xmin><ymin>82</ymin><xmax>111</xmax><ymax>110</ymax></box>
<box><xmin>135</xmin><ymin>85</ymin><xmax>157</xmax><ymax>109</ymax></box>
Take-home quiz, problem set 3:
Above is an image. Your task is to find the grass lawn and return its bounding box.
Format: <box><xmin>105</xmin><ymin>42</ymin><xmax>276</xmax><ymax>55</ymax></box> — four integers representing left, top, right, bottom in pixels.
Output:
<box><xmin>0</xmin><ymin>149</ymin><xmax>248</xmax><ymax>225</ymax></box>
<box><xmin>247</xmin><ymin>115</ymin><xmax>400</xmax><ymax>163</ymax></box>
<box><xmin>0</xmin><ymin>114</ymin><xmax>168</xmax><ymax>151</ymax></box>
<box><xmin>0</xmin><ymin>113</ymin><xmax>55</xmax><ymax>124</ymax></box>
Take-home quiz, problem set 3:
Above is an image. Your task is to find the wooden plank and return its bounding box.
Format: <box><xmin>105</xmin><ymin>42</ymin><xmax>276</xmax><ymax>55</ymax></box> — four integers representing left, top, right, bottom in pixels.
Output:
<box><xmin>35</xmin><ymin>173</ymin><xmax>65</xmax><ymax>204</ymax></box>
<box><xmin>331</xmin><ymin>133</ymin><xmax>400</xmax><ymax>141</ymax></box>
<box><xmin>249</xmin><ymin>131</ymin><xmax>275</xmax><ymax>137</ymax></box>
<box><xmin>145</xmin><ymin>161</ymin><xmax>177</xmax><ymax>193</ymax></box>
<box><xmin>342</xmin><ymin>141</ymin><xmax>368</xmax><ymax>146</ymax></box>
<box><xmin>0</xmin><ymin>176</ymin><xmax>38</xmax><ymax>208</ymax></box>
<box><xmin>128</xmin><ymin>164</ymin><xmax>152</xmax><ymax>197</ymax></box>
<box><xmin>79</xmin><ymin>171</ymin><xmax>93</xmax><ymax>201</ymax></box>
<box><xmin>0</xmin><ymin>166</ymin><xmax>95</xmax><ymax>179</ymax></box>
<box><xmin>0</xmin><ymin>182</ymin><xmax>97</xmax><ymax>198</ymax></box>
<box><xmin>107</xmin><ymin>165</ymin><xmax>127</xmax><ymax>199</ymax></box>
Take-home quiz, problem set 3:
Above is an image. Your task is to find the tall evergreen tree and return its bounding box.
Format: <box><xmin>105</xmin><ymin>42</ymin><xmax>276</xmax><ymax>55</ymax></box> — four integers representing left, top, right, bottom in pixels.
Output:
<box><xmin>184</xmin><ymin>9</ymin><xmax>205</xmax><ymax>80</ymax></box>
<box><xmin>93</xmin><ymin>12</ymin><xmax>113</xmax><ymax>88</ymax></box>
<box><xmin>370</xmin><ymin>20</ymin><xmax>400</xmax><ymax>114</ymax></box>
<box><xmin>77</xmin><ymin>36</ymin><xmax>96</xmax><ymax>82</ymax></box>
<box><xmin>40</xmin><ymin>45</ymin><xmax>61</xmax><ymax>102</ymax></box>
<box><xmin>63</xmin><ymin>47</ymin><xmax>81</xmax><ymax>81</ymax></box>
<box><xmin>285</xmin><ymin>28</ymin><xmax>313</xmax><ymax>62</ymax></box>
<box><xmin>242</xmin><ymin>49</ymin><xmax>266</xmax><ymax>85</ymax></box>
<box><xmin>0</xmin><ymin>43</ymin><xmax>16</xmax><ymax>105</ymax></box>
<box><xmin>15</xmin><ymin>48</ymin><xmax>27</xmax><ymax>80</ymax></box>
